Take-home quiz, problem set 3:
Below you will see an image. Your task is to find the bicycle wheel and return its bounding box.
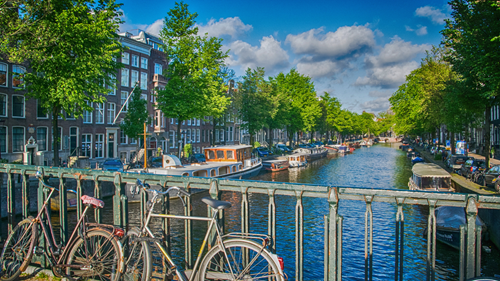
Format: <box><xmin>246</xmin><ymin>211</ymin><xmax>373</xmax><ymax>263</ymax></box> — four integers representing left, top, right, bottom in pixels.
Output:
<box><xmin>65</xmin><ymin>229</ymin><xmax>121</xmax><ymax>281</ymax></box>
<box><xmin>121</xmin><ymin>228</ymin><xmax>152</xmax><ymax>281</ymax></box>
<box><xmin>0</xmin><ymin>217</ymin><xmax>38</xmax><ymax>281</ymax></box>
<box><xmin>199</xmin><ymin>239</ymin><xmax>283</xmax><ymax>281</ymax></box>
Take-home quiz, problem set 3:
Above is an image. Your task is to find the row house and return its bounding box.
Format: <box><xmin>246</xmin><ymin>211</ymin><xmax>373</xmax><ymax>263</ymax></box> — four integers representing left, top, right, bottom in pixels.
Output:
<box><xmin>0</xmin><ymin>30</ymin><xmax>242</xmax><ymax>166</ymax></box>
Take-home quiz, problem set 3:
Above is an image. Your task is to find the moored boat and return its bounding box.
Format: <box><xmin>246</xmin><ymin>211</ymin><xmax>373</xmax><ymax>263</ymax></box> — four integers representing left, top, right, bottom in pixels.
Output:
<box><xmin>263</xmin><ymin>159</ymin><xmax>290</xmax><ymax>172</ymax></box>
<box><xmin>408</xmin><ymin>163</ymin><xmax>453</xmax><ymax>192</ymax></box>
<box><xmin>293</xmin><ymin>147</ymin><xmax>328</xmax><ymax>161</ymax></box>
<box><xmin>434</xmin><ymin>206</ymin><xmax>487</xmax><ymax>250</ymax></box>
<box><xmin>288</xmin><ymin>153</ymin><xmax>308</xmax><ymax>168</ymax></box>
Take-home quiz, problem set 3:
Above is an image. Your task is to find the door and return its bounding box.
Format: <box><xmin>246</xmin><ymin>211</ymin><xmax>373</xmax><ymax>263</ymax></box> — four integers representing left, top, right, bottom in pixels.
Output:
<box><xmin>70</xmin><ymin>127</ymin><xmax>78</xmax><ymax>156</ymax></box>
<box><xmin>108</xmin><ymin>133</ymin><xmax>115</xmax><ymax>158</ymax></box>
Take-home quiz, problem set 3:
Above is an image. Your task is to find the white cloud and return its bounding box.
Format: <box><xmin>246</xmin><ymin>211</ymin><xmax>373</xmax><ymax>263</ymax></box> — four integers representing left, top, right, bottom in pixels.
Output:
<box><xmin>285</xmin><ymin>25</ymin><xmax>375</xmax><ymax>59</ymax></box>
<box><xmin>145</xmin><ymin>19</ymin><xmax>163</xmax><ymax>36</ymax></box>
<box><xmin>415</xmin><ymin>6</ymin><xmax>447</xmax><ymax>24</ymax></box>
<box><xmin>227</xmin><ymin>36</ymin><xmax>289</xmax><ymax>73</ymax></box>
<box><xmin>365</xmin><ymin>36</ymin><xmax>431</xmax><ymax>67</ymax></box>
<box><xmin>405</xmin><ymin>25</ymin><xmax>428</xmax><ymax>36</ymax></box>
<box><xmin>369</xmin><ymin>90</ymin><xmax>392</xmax><ymax>98</ymax></box>
<box><xmin>196</xmin><ymin>17</ymin><xmax>252</xmax><ymax>39</ymax></box>
<box><xmin>361</xmin><ymin>97</ymin><xmax>391</xmax><ymax>113</ymax></box>
<box><xmin>296</xmin><ymin>59</ymin><xmax>341</xmax><ymax>79</ymax></box>
<box><xmin>355</xmin><ymin>61</ymin><xmax>420</xmax><ymax>88</ymax></box>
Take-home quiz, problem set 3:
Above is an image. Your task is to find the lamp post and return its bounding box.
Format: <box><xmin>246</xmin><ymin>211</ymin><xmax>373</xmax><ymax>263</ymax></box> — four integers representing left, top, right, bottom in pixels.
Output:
<box><xmin>178</xmin><ymin>130</ymin><xmax>186</xmax><ymax>159</ymax></box>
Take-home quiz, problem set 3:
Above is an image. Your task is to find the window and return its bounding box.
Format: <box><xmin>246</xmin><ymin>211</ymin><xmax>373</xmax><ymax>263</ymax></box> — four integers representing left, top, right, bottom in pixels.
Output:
<box><xmin>220</xmin><ymin>129</ymin><xmax>224</xmax><ymax>142</ymax></box>
<box><xmin>95</xmin><ymin>134</ymin><xmax>104</xmax><ymax>158</ymax></box>
<box><xmin>96</xmin><ymin>103</ymin><xmax>104</xmax><ymax>124</ymax></box>
<box><xmin>0</xmin><ymin>127</ymin><xmax>6</xmax><ymax>153</ymax></box>
<box><xmin>197</xmin><ymin>129</ymin><xmax>200</xmax><ymax>142</ymax></box>
<box><xmin>36</xmin><ymin>127</ymin><xmax>48</xmax><ymax>151</ymax></box>
<box><xmin>140</xmin><ymin>72</ymin><xmax>147</xmax><ymax>90</ymax></box>
<box><xmin>12</xmin><ymin>95</ymin><xmax>24</xmax><ymax>118</ymax></box>
<box><xmin>120</xmin><ymin>130</ymin><xmax>127</xmax><ymax>144</ymax></box>
<box><xmin>186</xmin><ymin>129</ymin><xmax>191</xmax><ymax>143</ymax></box>
<box><xmin>37</xmin><ymin>100</ymin><xmax>48</xmax><ymax>119</ymax></box>
<box><xmin>82</xmin><ymin>134</ymin><xmax>92</xmax><ymax>157</ymax></box>
<box><xmin>169</xmin><ymin>130</ymin><xmax>175</xmax><ymax>148</ymax></box>
<box><xmin>107</xmin><ymin>75</ymin><xmax>116</xmax><ymax>95</ymax></box>
<box><xmin>141</xmin><ymin>57</ymin><xmax>148</xmax><ymax>69</ymax></box>
<box><xmin>197</xmin><ymin>119</ymin><xmax>200</xmax><ymax>126</ymax></box>
<box><xmin>131</xmin><ymin>55</ymin><xmax>139</xmax><ymax>67</ymax></box>
<box><xmin>121</xmin><ymin>68</ymin><xmax>129</xmax><ymax>87</ymax></box>
<box><xmin>130</xmin><ymin>138</ymin><xmax>137</xmax><ymax>144</ymax></box>
<box><xmin>107</xmin><ymin>103</ymin><xmax>116</xmax><ymax>124</ymax></box>
<box><xmin>121</xmin><ymin>91</ymin><xmax>129</xmax><ymax>112</ymax></box>
<box><xmin>52</xmin><ymin>127</ymin><xmax>63</xmax><ymax>151</ymax></box>
<box><xmin>187</xmin><ymin>119</ymin><xmax>191</xmax><ymax>126</ymax></box>
<box><xmin>0</xmin><ymin>63</ymin><xmax>7</xmax><ymax>87</ymax></box>
<box><xmin>12</xmin><ymin>127</ymin><xmax>25</xmax><ymax>152</ymax></box>
<box><xmin>83</xmin><ymin>101</ymin><xmax>93</xmax><ymax>123</ymax></box>
<box><xmin>131</xmin><ymin>70</ymin><xmax>139</xmax><ymax>87</ymax></box>
<box><xmin>0</xmin><ymin>94</ymin><xmax>6</xmax><ymax>117</ymax></box>
<box><xmin>155</xmin><ymin>63</ymin><xmax>162</xmax><ymax>75</ymax></box>
<box><xmin>122</xmin><ymin>52</ymin><xmax>129</xmax><ymax>64</ymax></box>
<box><xmin>12</xmin><ymin>65</ymin><xmax>25</xmax><ymax>88</ymax></box>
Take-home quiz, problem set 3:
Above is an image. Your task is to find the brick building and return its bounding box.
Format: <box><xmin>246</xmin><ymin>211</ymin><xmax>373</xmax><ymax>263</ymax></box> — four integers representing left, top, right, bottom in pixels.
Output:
<box><xmin>0</xmin><ymin>30</ymin><xmax>242</xmax><ymax>166</ymax></box>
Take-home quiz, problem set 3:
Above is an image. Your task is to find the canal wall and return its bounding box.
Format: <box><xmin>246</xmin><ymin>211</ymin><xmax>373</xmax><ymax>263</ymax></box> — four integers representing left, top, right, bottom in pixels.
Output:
<box><xmin>414</xmin><ymin>145</ymin><xmax>500</xmax><ymax>250</ymax></box>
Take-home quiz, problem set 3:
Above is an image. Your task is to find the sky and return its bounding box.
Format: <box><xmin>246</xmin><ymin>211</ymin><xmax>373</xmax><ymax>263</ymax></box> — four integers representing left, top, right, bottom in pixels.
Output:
<box><xmin>118</xmin><ymin>0</ymin><xmax>451</xmax><ymax>114</ymax></box>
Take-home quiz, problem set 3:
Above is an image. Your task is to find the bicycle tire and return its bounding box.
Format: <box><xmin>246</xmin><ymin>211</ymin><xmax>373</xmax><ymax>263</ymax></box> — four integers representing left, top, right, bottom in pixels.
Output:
<box><xmin>0</xmin><ymin>217</ymin><xmax>38</xmax><ymax>281</ymax></box>
<box><xmin>121</xmin><ymin>227</ymin><xmax>152</xmax><ymax>281</ymax></box>
<box><xmin>198</xmin><ymin>239</ymin><xmax>283</xmax><ymax>281</ymax></box>
<box><xmin>65</xmin><ymin>229</ymin><xmax>121</xmax><ymax>281</ymax></box>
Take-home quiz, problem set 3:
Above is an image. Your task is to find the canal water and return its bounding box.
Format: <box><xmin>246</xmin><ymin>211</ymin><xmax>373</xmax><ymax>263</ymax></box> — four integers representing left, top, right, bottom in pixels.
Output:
<box><xmin>23</xmin><ymin>143</ymin><xmax>499</xmax><ymax>280</ymax></box>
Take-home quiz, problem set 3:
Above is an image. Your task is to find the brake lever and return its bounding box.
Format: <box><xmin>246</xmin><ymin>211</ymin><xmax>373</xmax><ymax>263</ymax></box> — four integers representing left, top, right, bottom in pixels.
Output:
<box><xmin>178</xmin><ymin>194</ymin><xmax>187</xmax><ymax>208</ymax></box>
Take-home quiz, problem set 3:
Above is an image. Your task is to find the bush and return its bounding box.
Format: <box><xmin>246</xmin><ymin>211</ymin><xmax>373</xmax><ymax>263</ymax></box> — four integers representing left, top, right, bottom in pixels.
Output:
<box><xmin>253</xmin><ymin>141</ymin><xmax>260</xmax><ymax>148</ymax></box>
<box><xmin>434</xmin><ymin>154</ymin><xmax>442</xmax><ymax>160</ymax></box>
<box><xmin>183</xmin><ymin>143</ymin><xmax>192</xmax><ymax>158</ymax></box>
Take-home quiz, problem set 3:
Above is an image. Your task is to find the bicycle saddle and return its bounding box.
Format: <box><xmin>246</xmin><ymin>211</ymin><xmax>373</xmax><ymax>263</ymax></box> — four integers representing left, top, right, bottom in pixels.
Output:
<box><xmin>201</xmin><ymin>197</ymin><xmax>231</xmax><ymax>210</ymax></box>
<box><xmin>81</xmin><ymin>195</ymin><xmax>105</xmax><ymax>209</ymax></box>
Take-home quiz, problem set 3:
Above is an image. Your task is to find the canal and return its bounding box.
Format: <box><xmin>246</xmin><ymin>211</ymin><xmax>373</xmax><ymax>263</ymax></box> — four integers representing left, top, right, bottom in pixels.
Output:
<box><xmin>43</xmin><ymin>143</ymin><xmax>500</xmax><ymax>280</ymax></box>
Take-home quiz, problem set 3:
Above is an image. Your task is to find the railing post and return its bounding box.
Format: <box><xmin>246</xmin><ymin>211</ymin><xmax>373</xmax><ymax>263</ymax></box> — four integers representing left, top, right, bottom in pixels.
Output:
<box><xmin>395</xmin><ymin>197</ymin><xmax>405</xmax><ymax>281</ymax></box>
<box><xmin>6</xmin><ymin>167</ymin><xmax>15</xmax><ymax>233</ymax></box>
<box><xmin>58</xmin><ymin>172</ymin><xmax>68</xmax><ymax>243</ymax></box>
<box><xmin>295</xmin><ymin>190</ymin><xmax>304</xmax><ymax>281</ymax></box>
<box><xmin>268</xmin><ymin>189</ymin><xmax>277</xmax><ymax>253</ymax></box>
<box><xmin>75</xmin><ymin>174</ymin><xmax>83</xmax><ymax>222</ymax></box>
<box><xmin>36</xmin><ymin>167</ymin><xmax>48</xmax><ymax>267</ymax></box>
<box><xmin>426</xmin><ymin>199</ymin><xmax>437</xmax><ymax>281</ymax></box>
<box><xmin>364</xmin><ymin>195</ymin><xmax>374</xmax><ymax>281</ymax></box>
<box><xmin>93</xmin><ymin>175</ymin><xmax>102</xmax><ymax>223</ymax></box>
<box><xmin>113</xmin><ymin>173</ymin><xmax>127</xmax><ymax>228</ymax></box>
<box><xmin>465</xmin><ymin>196</ymin><xmax>478</xmax><ymax>279</ymax></box>
<box><xmin>240</xmin><ymin>185</ymin><xmax>249</xmax><ymax>235</ymax></box>
<box><xmin>184</xmin><ymin>181</ymin><xmax>193</xmax><ymax>268</ymax></box>
<box><xmin>209</xmin><ymin>179</ymin><xmax>220</xmax><ymax>247</ymax></box>
<box><xmin>21</xmin><ymin>170</ymin><xmax>29</xmax><ymax>218</ymax></box>
<box><xmin>327</xmin><ymin>187</ymin><xmax>341</xmax><ymax>281</ymax></box>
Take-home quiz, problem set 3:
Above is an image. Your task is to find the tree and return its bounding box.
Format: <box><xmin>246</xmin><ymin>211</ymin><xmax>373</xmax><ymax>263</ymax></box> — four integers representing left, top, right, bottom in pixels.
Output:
<box><xmin>0</xmin><ymin>0</ymin><xmax>123</xmax><ymax>166</ymax></box>
<box><xmin>120</xmin><ymin>85</ymin><xmax>150</xmax><ymax>163</ymax></box>
<box><xmin>156</xmin><ymin>1</ymin><xmax>231</xmax><ymax>156</ymax></box>
<box><xmin>322</xmin><ymin>92</ymin><xmax>342</xmax><ymax>141</ymax></box>
<box><xmin>441</xmin><ymin>0</ymin><xmax>500</xmax><ymax>165</ymax></box>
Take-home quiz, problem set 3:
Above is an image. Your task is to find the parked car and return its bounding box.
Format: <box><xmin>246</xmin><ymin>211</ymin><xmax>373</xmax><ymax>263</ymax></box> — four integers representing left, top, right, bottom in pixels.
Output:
<box><xmin>102</xmin><ymin>158</ymin><xmax>124</xmax><ymax>172</ymax></box>
<box><xmin>188</xmin><ymin>153</ymin><xmax>206</xmax><ymax>163</ymax></box>
<box><xmin>447</xmin><ymin>155</ymin><xmax>472</xmax><ymax>173</ymax></box>
<box><xmin>275</xmin><ymin>144</ymin><xmax>292</xmax><ymax>153</ymax></box>
<box><xmin>460</xmin><ymin>159</ymin><xmax>486</xmax><ymax>180</ymax></box>
<box><xmin>253</xmin><ymin>147</ymin><xmax>272</xmax><ymax>157</ymax></box>
<box><xmin>477</xmin><ymin>165</ymin><xmax>500</xmax><ymax>188</ymax></box>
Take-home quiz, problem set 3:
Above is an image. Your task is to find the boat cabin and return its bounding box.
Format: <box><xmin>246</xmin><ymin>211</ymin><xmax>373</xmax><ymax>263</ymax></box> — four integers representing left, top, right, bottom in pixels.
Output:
<box><xmin>409</xmin><ymin>163</ymin><xmax>452</xmax><ymax>191</ymax></box>
<box><xmin>204</xmin><ymin>145</ymin><xmax>253</xmax><ymax>163</ymax></box>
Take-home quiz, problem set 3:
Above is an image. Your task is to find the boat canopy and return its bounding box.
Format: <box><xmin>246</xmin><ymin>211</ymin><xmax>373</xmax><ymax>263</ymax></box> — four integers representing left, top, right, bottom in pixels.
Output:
<box><xmin>412</xmin><ymin>163</ymin><xmax>451</xmax><ymax>178</ymax></box>
<box><xmin>436</xmin><ymin>206</ymin><xmax>485</xmax><ymax>229</ymax></box>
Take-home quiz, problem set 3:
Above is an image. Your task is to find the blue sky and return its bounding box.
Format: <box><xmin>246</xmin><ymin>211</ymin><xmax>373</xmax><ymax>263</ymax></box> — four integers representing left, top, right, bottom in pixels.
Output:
<box><xmin>118</xmin><ymin>0</ymin><xmax>450</xmax><ymax>114</ymax></box>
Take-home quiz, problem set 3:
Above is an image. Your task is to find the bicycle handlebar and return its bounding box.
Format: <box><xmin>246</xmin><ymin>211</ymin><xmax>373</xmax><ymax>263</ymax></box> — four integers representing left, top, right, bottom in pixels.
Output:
<box><xmin>36</xmin><ymin>171</ymin><xmax>59</xmax><ymax>192</ymax></box>
<box><xmin>135</xmin><ymin>179</ymin><xmax>191</xmax><ymax>197</ymax></box>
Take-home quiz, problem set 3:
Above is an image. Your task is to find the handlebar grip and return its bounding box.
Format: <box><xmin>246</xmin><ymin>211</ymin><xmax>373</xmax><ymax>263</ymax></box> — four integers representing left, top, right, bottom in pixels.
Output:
<box><xmin>178</xmin><ymin>187</ymin><xmax>191</xmax><ymax>197</ymax></box>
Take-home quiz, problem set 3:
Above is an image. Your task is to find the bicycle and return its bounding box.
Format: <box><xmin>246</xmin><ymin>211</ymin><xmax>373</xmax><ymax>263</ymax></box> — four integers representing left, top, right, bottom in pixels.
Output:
<box><xmin>122</xmin><ymin>179</ymin><xmax>285</xmax><ymax>281</ymax></box>
<box><xmin>0</xmin><ymin>171</ymin><xmax>125</xmax><ymax>281</ymax></box>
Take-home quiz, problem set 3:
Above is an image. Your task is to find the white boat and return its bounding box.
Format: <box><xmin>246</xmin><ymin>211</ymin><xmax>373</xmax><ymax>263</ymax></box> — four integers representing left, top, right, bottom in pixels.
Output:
<box><xmin>408</xmin><ymin>163</ymin><xmax>453</xmax><ymax>192</ymax></box>
<box><xmin>288</xmin><ymin>153</ymin><xmax>308</xmax><ymax>168</ymax></box>
<box><xmin>140</xmin><ymin>145</ymin><xmax>262</xmax><ymax>179</ymax></box>
<box><xmin>293</xmin><ymin>147</ymin><xmax>328</xmax><ymax>161</ymax></box>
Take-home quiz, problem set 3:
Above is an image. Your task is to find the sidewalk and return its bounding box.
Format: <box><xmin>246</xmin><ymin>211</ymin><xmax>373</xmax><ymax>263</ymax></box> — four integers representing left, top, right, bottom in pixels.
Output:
<box><xmin>467</xmin><ymin>152</ymin><xmax>500</xmax><ymax>166</ymax></box>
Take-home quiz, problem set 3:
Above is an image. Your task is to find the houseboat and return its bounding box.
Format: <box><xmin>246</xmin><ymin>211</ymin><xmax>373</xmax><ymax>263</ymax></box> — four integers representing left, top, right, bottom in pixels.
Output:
<box><xmin>408</xmin><ymin>163</ymin><xmax>453</xmax><ymax>192</ymax></box>
<box><xmin>288</xmin><ymin>153</ymin><xmax>308</xmax><ymax>168</ymax></box>
<box><xmin>141</xmin><ymin>145</ymin><xmax>262</xmax><ymax>179</ymax></box>
<box><xmin>293</xmin><ymin>147</ymin><xmax>328</xmax><ymax>161</ymax></box>
<box><xmin>263</xmin><ymin>159</ymin><xmax>290</xmax><ymax>172</ymax></box>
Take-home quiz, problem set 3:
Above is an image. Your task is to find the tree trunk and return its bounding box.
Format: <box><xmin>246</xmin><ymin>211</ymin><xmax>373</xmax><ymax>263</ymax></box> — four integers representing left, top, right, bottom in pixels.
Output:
<box><xmin>451</xmin><ymin>131</ymin><xmax>455</xmax><ymax>155</ymax></box>
<box><xmin>177</xmin><ymin>120</ymin><xmax>183</xmax><ymax>158</ymax></box>
<box><xmin>485</xmin><ymin>105</ymin><xmax>491</xmax><ymax>167</ymax></box>
<box><xmin>52</xmin><ymin>107</ymin><xmax>60</xmax><ymax>167</ymax></box>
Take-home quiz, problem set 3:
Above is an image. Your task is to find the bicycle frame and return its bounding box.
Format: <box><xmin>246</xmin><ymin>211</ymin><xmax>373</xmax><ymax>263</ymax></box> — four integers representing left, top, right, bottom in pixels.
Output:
<box><xmin>138</xmin><ymin>194</ymin><xmax>233</xmax><ymax>281</ymax></box>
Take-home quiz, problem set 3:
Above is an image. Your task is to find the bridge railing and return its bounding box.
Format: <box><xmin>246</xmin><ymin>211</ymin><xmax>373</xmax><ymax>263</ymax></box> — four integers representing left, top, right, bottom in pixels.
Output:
<box><xmin>1</xmin><ymin>163</ymin><xmax>499</xmax><ymax>281</ymax></box>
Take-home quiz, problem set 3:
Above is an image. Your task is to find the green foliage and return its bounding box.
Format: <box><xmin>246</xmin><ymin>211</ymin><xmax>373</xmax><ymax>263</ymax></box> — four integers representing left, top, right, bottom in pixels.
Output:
<box><xmin>0</xmin><ymin>0</ymin><xmax>124</xmax><ymax>166</ymax></box>
<box><xmin>183</xmin><ymin>143</ymin><xmax>192</xmax><ymax>158</ymax></box>
<box><xmin>253</xmin><ymin>141</ymin><xmax>261</xmax><ymax>148</ymax></box>
<box><xmin>156</xmin><ymin>1</ymin><xmax>231</xmax><ymax>155</ymax></box>
<box><xmin>120</xmin><ymin>85</ymin><xmax>149</xmax><ymax>142</ymax></box>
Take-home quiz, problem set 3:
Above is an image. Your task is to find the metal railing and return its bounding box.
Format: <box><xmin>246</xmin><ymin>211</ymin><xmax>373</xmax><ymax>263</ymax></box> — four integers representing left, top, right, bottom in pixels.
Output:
<box><xmin>0</xmin><ymin>163</ymin><xmax>499</xmax><ymax>281</ymax></box>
